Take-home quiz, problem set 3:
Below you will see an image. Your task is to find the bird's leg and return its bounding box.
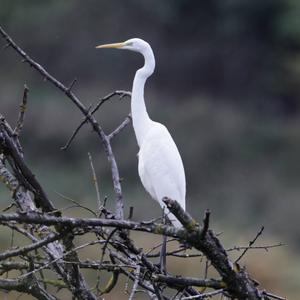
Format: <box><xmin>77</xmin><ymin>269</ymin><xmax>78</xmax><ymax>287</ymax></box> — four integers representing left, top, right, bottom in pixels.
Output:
<box><xmin>160</xmin><ymin>235</ymin><xmax>167</xmax><ymax>274</ymax></box>
<box><xmin>159</xmin><ymin>208</ymin><xmax>167</xmax><ymax>274</ymax></box>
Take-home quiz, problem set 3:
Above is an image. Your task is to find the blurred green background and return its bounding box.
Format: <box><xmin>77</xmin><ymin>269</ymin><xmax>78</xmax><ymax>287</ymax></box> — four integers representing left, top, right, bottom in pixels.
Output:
<box><xmin>1</xmin><ymin>0</ymin><xmax>300</xmax><ymax>299</ymax></box>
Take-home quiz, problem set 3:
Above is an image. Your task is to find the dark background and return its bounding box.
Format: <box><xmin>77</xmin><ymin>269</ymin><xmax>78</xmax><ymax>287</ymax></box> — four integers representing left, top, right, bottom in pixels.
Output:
<box><xmin>1</xmin><ymin>1</ymin><xmax>300</xmax><ymax>298</ymax></box>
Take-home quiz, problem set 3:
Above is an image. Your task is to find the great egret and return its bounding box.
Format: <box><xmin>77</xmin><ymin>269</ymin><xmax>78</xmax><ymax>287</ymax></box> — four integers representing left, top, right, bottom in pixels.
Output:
<box><xmin>96</xmin><ymin>38</ymin><xmax>186</xmax><ymax>227</ymax></box>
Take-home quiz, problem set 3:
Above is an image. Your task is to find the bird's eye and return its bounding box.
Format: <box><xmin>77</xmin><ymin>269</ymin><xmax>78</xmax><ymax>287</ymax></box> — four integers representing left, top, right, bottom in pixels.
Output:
<box><xmin>126</xmin><ymin>41</ymin><xmax>133</xmax><ymax>46</ymax></box>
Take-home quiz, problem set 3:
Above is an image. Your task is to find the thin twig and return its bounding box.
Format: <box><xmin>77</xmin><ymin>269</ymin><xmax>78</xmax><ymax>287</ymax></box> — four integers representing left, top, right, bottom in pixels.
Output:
<box><xmin>262</xmin><ymin>291</ymin><xmax>286</xmax><ymax>300</ymax></box>
<box><xmin>18</xmin><ymin>239</ymin><xmax>106</xmax><ymax>279</ymax></box>
<box><xmin>227</xmin><ymin>243</ymin><xmax>284</xmax><ymax>253</ymax></box>
<box><xmin>100</xmin><ymin>228</ymin><xmax>119</xmax><ymax>265</ymax></box>
<box><xmin>145</xmin><ymin>238</ymin><xmax>177</xmax><ymax>256</ymax></box>
<box><xmin>110</xmin><ymin>251</ymin><xmax>157</xmax><ymax>296</ymax></box>
<box><xmin>181</xmin><ymin>289</ymin><xmax>224</xmax><ymax>299</ymax></box>
<box><xmin>60</xmin><ymin>104</ymin><xmax>93</xmax><ymax>151</ymax></box>
<box><xmin>14</xmin><ymin>84</ymin><xmax>29</xmax><ymax>137</ymax></box>
<box><xmin>235</xmin><ymin>226</ymin><xmax>264</xmax><ymax>264</ymax></box>
<box><xmin>67</xmin><ymin>78</ymin><xmax>77</xmax><ymax>92</ymax></box>
<box><xmin>88</xmin><ymin>152</ymin><xmax>101</xmax><ymax>212</ymax></box>
<box><xmin>54</xmin><ymin>190</ymin><xmax>97</xmax><ymax>217</ymax></box>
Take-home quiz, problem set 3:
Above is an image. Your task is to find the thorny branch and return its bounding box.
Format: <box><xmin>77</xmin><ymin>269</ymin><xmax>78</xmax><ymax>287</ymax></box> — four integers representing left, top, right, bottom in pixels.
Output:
<box><xmin>0</xmin><ymin>24</ymin><xmax>286</xmax><ymax>300</ymax></box>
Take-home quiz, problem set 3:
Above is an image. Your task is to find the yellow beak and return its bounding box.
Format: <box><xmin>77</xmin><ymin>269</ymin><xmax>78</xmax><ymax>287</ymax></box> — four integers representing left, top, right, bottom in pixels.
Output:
<box><xmin>95</xmin><ymin>42</ymin><xmax>126</xmax><ymax>49</ymax></box>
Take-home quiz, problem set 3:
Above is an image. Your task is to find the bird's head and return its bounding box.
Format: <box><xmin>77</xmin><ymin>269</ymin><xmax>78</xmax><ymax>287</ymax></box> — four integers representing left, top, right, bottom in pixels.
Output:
<box><xmin>96</xmin><ymin>38</ymin><xmax>150</xmax><ymax>54</ymax></box>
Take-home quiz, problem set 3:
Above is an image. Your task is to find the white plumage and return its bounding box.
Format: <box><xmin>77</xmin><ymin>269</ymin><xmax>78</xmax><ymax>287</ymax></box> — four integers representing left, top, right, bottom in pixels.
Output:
<box><xmin>138</xmin><ymin>122</ymin><xmax>185</xmax><ymax>227</ymax></box>
<box><xmin>97</xmin><ymin>38</ymin><xmax>186</xmax><ymax>227</ymax></box>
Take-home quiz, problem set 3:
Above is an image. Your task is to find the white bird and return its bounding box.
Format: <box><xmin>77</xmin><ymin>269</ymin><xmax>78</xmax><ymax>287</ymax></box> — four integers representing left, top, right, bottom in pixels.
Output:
<box><xmin>96</xmin><ymin>38</ymin><xmax>186</xmax><ymax>227</ymax></box>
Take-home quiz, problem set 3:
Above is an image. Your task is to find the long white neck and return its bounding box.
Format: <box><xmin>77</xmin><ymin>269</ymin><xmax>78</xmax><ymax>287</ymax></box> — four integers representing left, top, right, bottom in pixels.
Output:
<box><xmin>131</xmin><ymin>46</ymin><xmax>155</xmax><ymax>147</ymax></box>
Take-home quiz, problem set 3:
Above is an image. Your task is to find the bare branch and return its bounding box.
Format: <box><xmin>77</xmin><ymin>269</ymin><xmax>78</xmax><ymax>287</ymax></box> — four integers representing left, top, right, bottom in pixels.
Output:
<box><xmin>0</xmin><ymin>212</ymin><xmax>181</xmax><ymax>237</ymax></box>
<box><xmin>227</xmin><ymin>243</ymin><xmax>284</xmax><ymax>253</ymax></box>
<box><xmin>0</xmin><ymin>25</ymin><xmax>124</xmax><ymax>219</ymax></box>
<box><xmin>163</xmin><ymin>198</ymin><xmax>262</xmax><ymax>300</ymax></box>
<box><xmin>0</xmin><ymin>231</ymin><xmax>62</xmax><ymax>261</ymax></box>
<box><xmin>108</xmin><ymin>114</ymin><xmax>132</xmax><ymax>140</ymax></box>
<box><xmin>88</xmin><ymin>152</ymin><xmax>102</xmax><ymax>212</ymax></box>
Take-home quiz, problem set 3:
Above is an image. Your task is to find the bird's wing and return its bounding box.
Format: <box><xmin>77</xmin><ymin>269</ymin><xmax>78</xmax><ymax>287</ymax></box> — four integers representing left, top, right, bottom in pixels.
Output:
<box><xmin>138</xmin><ymin>122</ymin><xmax>186</xmax><ymax>211</ymax></box>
